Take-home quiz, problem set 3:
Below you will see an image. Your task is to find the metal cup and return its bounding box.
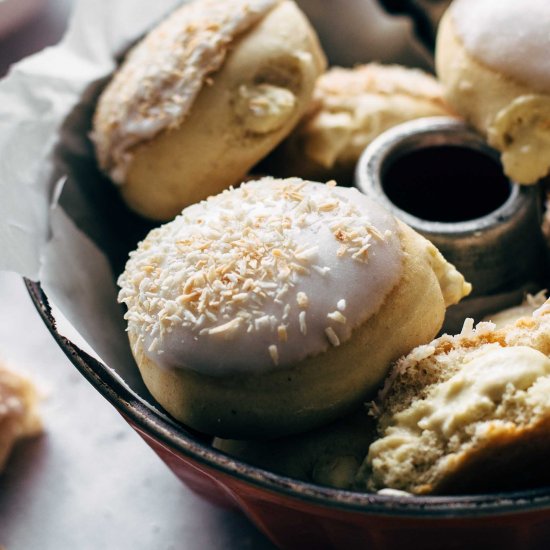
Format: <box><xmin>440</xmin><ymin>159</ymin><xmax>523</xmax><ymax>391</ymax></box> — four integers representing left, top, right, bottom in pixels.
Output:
<box><xmin>355</xmin><ymin>117</ymin><xmax>548</xmax><ymax>326</ymax></box>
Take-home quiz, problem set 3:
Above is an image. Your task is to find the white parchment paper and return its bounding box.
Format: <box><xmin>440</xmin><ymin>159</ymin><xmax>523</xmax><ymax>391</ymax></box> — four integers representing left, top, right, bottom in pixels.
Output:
<box><xmin>0</xmin><ymin>0</ymin><xmax>433</xmax><ymax>395</ymax></box>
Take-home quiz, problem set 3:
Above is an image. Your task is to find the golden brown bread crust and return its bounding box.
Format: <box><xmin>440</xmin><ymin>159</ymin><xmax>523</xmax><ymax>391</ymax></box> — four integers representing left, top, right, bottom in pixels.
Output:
<box><xmin>430</xmin><ymin>415</ymin><xmax>550</xmax><ymax>494</ymax></box>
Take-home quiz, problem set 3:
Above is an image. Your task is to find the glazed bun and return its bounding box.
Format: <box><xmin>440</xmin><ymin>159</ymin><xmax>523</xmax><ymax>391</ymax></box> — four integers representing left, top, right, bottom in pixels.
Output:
<box><xmin>92</xmin><ymin>0</ymin><xmax>326</xmax><ymax>220</ymax></box>
<box><xmin>362</xmin><ymin>300</ymin><xmax>550</xmax><ymax>495</ymax></box>
<box><xmin>263</xmin><ymin>63</ymin><xmax>455</xmax><ymax>184</ymax></box>
<box><xmin>436</xmin><ymin>0</ymin><xmax>550</xmax><ymax>184</ymax></box>
<box><xmin>118</xmin><ymin>177</ymin><xmax>470</xmax><ymax>438</ymax></box>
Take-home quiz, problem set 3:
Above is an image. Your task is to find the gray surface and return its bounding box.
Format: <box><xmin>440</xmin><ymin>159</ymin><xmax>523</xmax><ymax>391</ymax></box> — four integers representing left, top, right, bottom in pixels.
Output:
<box><xmin>0</xmin><ymin>2</ymin><xmax>273</xmax><ymax>548</ymax></box>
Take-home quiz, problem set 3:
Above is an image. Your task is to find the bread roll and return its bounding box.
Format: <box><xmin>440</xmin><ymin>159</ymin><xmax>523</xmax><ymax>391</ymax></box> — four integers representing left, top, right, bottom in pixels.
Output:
<box><xmin>436</xmin><ymin>0</ymin><xmax>550</xmax><ymax>184</ymax></box>
<box><xmin>214</xmin><ymin>407</ymin><xmax>376</xmax><ymax>489</ymax></box>
<box><xmin>362</xmin><ymin>300</ymin><xmax>550</xmax><ymax>494</ymax></box>
<box><xmin>92</xmin><ymin>0</ymin><xmax>326</xmax><ymax>220</ymax></box>
<box><xmin>263</xmin><ymin>63</ymin><xmax>455</xmax><ymax>183</ymax></box>
<box><xmin>118</xmin><ymin>177</ymin><xmax>470</xmax><ymax>438</ymax></box>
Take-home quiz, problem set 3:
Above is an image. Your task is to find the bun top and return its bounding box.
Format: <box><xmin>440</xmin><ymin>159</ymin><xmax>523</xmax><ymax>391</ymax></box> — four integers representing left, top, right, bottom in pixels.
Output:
<box><xmin>118</xmin><ymin>178</ymin><xmax>404</xmax><ymax>376</ymax></box>
<box><xmin>92</xmin><ymin>0</ymin><xmax>279</xmax><ymax>183</ymax></box>
<box><xmin>451</xmin><ymin>0</ymin><xmax>550</xmax><ymax>92</ymax></box>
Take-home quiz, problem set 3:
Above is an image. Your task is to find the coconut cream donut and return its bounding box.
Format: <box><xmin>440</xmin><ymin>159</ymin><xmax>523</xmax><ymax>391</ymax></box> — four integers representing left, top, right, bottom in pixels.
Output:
<box><xmin>92</xmin><ymin>0</ymin><xmax>326</xmax><ymax>221</ymax></box>
<box><xmin>362</xmin><ymin>300</ymin><xmax>550</xmax><ymax>495</ymax></box>
<box><xmin>118</xmin><ymin>177</ymin><xmax>471</xmax><ymax>438</ymax></box>
<box><xmin>263</xmin><ymin>63</ymin><xmax>455</xmax><ymax>183</ymax></box>
<box><xmin>436</xmin><ymin>0</ymin><xmax>550</xmax><ymax>184</ymax></box>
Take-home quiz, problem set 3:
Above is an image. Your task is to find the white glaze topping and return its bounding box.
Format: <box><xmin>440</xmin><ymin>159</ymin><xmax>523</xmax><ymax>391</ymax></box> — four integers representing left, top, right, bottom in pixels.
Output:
<box><xmin>451</xmin><ymin>0</ymin><xmax>550</xmax><ymax>91</ymax></box>
<box><xmin>92</xmin><ymin>0</ymin><xmax>279</xmax><ymax>183</ymax></box>
<box><xmin>118</xmin><ymin>178</ymin><xmax>403</xmax><ymax>376</ymax></box>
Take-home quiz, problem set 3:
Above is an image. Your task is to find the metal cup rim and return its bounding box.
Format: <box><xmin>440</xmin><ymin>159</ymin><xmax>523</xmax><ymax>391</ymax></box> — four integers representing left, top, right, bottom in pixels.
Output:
<box><xmin>354</xmin><ymin>116</ymin><xmax>531</xmax><ymax>236</ymax></box>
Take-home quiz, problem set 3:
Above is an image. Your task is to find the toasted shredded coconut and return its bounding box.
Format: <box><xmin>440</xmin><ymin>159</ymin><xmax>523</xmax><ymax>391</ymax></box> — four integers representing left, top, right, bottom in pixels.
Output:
<box><xmin>118</xmin><ymin>177</ymin><xmax>402</xmax><ymax>373</ymax></box>
<box><xmin>268</xmin><ymin>344</ymin><xmax>279</xmax><ymax>365</ymax></box>
<box><xmin>296</xmin><ymin>291</ymin><xmax>309</xmax><ymax>308</ymax></box>
<box><xmin>460</xmin><ymin>317</ymin><xmax>475</xmax><ymax>335</ymax></box>
<box><xmin>327</xmin><ymin>311</ymin><xmax>347</xmax><ymax>324</ymax></box>
<box><xmin>299</xmin><ymin>311</ymin><xmax>307</xmax><ymax>335</ymax></box>
<box><xmin>325</xmin><ymin>326</ymin><xmax>341</xmax><ymax>346</ymax></box>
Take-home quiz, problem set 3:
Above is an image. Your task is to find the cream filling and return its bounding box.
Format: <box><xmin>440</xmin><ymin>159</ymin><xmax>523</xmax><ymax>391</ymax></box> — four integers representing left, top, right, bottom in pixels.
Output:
<box><xmin>424</xmin><ymin>243</ymin><xmax>471</xmax><ymax>307</ymax></box>
<box><xmin>118</xmin><ymin>179</ymin><xmax>404</xmax><ymax>376</ymax></box>
<box><xmin>488</xmin><ymin>95</ymin><xmax>550</xmax><ymax>184</ymax></box>
<box><xmin>370</xmin><ymin>345</ymin><xmax>550</xmax><ymax>455</ymax></box>
<box><xmin>234</xmin><ymin>83</ymin><xmax>297</xmax><ymax>134</ymax></box>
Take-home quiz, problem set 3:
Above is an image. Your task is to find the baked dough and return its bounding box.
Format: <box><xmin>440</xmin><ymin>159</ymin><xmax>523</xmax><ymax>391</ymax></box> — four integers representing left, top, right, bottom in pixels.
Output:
<box><xmin>214</xmin><ymin>406</ymin><xmax>376</xmax><ymax>489</ymax></box>
<box><xmin>92</xmin><ymin>0</ymin><xmax>326</xmax><ymax>220</ymax></box>
<box><xmin>362</xmin><ymin>300</ymin><xmax>550</xmax><ymax>494</ymax></box>
<box><xmin>482</xmin><ymin>290</ymin><xmax>547</xmax><ymax>330</ymax></box>
<box><xmin>118</xmin><ymin>177</ymin><xmax>470</xmax><ymax>438</ymax></box>
<box><xmin>262</xmin><ymin>63</ymin><xmax>454</xmax><ymax>183</ymax></box>
<box><xmin>436</xmin><ymin>0</ymin><xmax>550</xmax><ymax>184</ymax></box>
<box><xmin>0</xmin><ymin>362</ymin><xmax>41</xmax><ymax>471</ymax></box>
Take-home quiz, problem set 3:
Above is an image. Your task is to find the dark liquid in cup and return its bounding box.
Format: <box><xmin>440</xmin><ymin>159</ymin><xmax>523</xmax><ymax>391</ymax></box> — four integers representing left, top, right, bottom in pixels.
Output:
<box><xmin>382</xmin><ymin>145</ymin><xmax>511</xmax><ymax>222</ymax></box>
